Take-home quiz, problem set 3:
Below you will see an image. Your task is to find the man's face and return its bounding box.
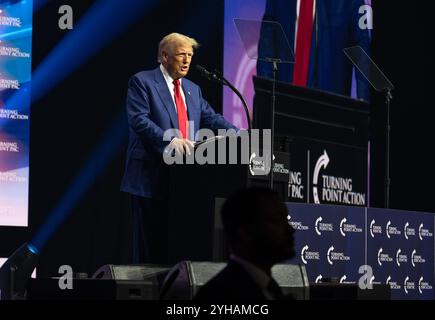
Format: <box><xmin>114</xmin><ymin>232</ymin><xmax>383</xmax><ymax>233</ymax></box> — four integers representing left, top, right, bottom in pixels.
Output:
<box><xmin>162</xmin><ymin>42</ymin><xmax>193</xmax><ymax>80</ymax></box>
<box><xmin>246</xmin><ymin>198</ymin><xmax>296</xmax><ymax>263</ymax></box>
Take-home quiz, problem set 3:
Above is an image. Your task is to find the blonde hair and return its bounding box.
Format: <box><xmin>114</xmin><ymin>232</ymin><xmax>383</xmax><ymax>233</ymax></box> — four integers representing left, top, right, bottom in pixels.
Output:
<box><xmin>157</xmin><ymin>33</ymin><xmax>199</xmax><ymax>63</ymax></box>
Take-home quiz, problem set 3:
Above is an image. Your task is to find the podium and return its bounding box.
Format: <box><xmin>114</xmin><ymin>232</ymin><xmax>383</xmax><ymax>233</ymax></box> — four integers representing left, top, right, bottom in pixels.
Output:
<box><xmin>253</xmin><ymin>76</ymin><xmax>371</xmax><ymax>206</ymax></box>
<box><xmin>165</xmin><ymin>136</ymin><xmax>251</xmax><ymax>264</ymax></box>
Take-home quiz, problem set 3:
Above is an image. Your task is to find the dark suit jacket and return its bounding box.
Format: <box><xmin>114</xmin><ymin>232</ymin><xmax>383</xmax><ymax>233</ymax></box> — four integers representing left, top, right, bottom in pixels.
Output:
<box><xmin>120</xmin><ymin>67</ymin><xmax>237</xmax><ymax>199</ymax></box>
<box><xmin>257</xmin><ymin>0</ymin><xmax>371</xmax><ymax>101</ymax></box>
<box><xmin>194</xmin><ymin>261</ymin><xmax>268</xmax><ymax>301</ymax></box>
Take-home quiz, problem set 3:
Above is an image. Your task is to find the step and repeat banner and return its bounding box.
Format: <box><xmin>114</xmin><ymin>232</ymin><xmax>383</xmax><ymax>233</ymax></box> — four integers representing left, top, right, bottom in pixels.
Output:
<box><xmin>0</xmin><ymin>0</ymin><xmax>33</xmax><ymax>227</ymax></box>
<box><xmin>287</xmin><ymin>202</ymin><xmax>434</xmax><ymax>300</ymax></box>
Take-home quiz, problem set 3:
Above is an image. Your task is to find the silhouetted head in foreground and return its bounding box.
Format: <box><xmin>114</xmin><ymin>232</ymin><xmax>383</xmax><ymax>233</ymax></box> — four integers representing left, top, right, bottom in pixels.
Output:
<box><xmin>221</xmin><ymin>187</ymin><xmax>295</xmax><ymax>273</ymax></box>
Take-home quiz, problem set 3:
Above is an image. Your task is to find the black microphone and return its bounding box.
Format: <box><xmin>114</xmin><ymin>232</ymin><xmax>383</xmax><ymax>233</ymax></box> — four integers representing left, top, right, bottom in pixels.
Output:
<box><xmin>196</xmin><ymin>65</ymin><xmax>222</xmax><ymax>82</ymax></box>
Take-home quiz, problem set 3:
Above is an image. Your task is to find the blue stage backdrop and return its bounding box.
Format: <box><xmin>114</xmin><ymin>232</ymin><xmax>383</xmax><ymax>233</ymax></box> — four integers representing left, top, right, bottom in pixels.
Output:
<box><xmin>287</xmin><ymin>202</ymin><xmax>434</xmax><ymax>300</ymax></box>
<box><xmin>0</xmin><ymin>0</ymin><xmax>32</xmax><ymax>227</ymax></box>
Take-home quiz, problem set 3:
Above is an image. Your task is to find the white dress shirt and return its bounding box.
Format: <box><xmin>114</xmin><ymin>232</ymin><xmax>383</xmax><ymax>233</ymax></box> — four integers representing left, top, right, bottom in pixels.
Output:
<box><xmin>160</xmin><ymin>64</ymin><xmax>188</xmax><ymax>113</ymax></box>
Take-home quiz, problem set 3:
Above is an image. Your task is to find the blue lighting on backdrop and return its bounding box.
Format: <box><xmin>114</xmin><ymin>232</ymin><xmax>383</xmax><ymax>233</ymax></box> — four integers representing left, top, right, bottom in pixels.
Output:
<box><xmin>27</xmin><ymin>0</ymin><xmax>158</xmax><ymax>250</ymax></box>
<box><xmin>31</xmin><ymin>111</ymin><xmax>128</xmax><ymax>251</ymax></box>
<box><xmin>3</xmin><ymin>0</ymin><xmax>157</xmax><ymax>126</ymax></box>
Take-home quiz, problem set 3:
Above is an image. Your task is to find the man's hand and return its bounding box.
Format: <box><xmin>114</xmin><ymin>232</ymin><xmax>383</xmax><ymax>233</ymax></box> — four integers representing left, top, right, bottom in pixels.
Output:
<box><xmin>168</xmin><ymin>137</ymin><xmax>195</xmax><ymax>156</ymax></box>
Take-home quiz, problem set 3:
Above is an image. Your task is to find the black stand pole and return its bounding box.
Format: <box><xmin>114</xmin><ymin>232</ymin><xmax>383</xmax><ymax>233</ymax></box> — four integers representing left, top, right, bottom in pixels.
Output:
<box><xmin>385</xmin><ymin>89</ymin><xmax>392</xmax><ymax>208</ymax></box>
<box><xmin>269</xmin><ymin>60</ymin><xmax>279</xmax><ymax>190</ymax></box>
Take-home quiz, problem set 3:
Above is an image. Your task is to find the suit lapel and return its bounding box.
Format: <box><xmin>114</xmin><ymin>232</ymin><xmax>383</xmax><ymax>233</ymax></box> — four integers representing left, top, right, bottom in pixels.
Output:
<box><xmin>154</xmin><ymin>68</ymin><xmax>179</xmax><ymax>130</ymax></box>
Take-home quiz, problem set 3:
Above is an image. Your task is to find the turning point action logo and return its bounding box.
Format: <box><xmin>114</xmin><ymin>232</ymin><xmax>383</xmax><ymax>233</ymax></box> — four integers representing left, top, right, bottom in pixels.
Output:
<box><xmin>418</xmin><ymin>223</ymin><xmax>433</xmax><ymax>240</ymax></box>
<box><xmin>300</xmin><ymin>245</ymin><xmax>320</xmax><ymax>265</ymax></box>
<box><xmin>287</xmin><ymin>214</ymin><xmax>309</xmax><ymax>231</ymax></box>
<box><xmin>404</xmin><ymin>222</ymin><xmax>415</xmax><ymax>240</ymax></box>
<box><xmin>395</xmin><ymin>249</ymin><xmax>408</xmax><ymax>267</ymax></box>
<box><xmin>312</xmin><ymin>150</ymin><xmax>366</xmax><ymax>206</ymax></box>
<box><xmin>377</xmin><ymin>248</ymin><xmax>392</xmax><ymax>266</ymax></box>
<box><xmin>340</xmin><ymin>218</ymin><xmax>363</xmax><ymax>237</ymax></box>
<box><xmin>385</xmin><ymin>221</ymin><xmax>401</xmax><ymax>239</ymax></box>
<box><xmin>314</xmin><ymin>216</ymin><xmax>333</xmax><ymax>236</ymax></box>
<box><xmin>403</xmin><ymin>277</ymin><xmax>415</xmax><ymax>294</ymax></box>
<box><xmin>369</xmin><ymin>219</ymin><xmax>382</xmax><ymax>238</ymax></box>
<box><xmin>327</xmin><ymin>246</ymin><xmax>350</xmax><ymax>265</ymax></box>
<box><xmin>411</xmin><ymin>249</ymin><xmax>426</xmax><ymax>267</ymax></box>
<box><xmin>386</xmin><ymin>276</ymin><xmax>401</xmax><ymax>290</ymax></box>
<box><xmin>418</xmin><ymin>277</ymin><xmax>433</xmax><ymax>294</ymax></box>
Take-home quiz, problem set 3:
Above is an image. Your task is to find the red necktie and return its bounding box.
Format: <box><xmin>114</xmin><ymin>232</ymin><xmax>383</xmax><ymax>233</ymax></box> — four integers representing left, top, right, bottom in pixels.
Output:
<box><xmin>173</xmin><ymin>79</ymin><xmax>189</xmax><ymax>139</ymax></box>
<box><xmin>293</xmin><ymin>0</ymin><xmax>315</xmax><ymax>87</ymax></box>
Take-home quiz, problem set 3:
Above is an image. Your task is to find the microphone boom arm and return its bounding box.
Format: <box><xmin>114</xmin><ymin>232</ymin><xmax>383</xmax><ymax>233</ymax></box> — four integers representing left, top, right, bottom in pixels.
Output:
<box><xmin>196</xmin><ymin>65</ymin><xmax>252</xmax><ymax>131</ymax></box>
<box><xmin>219</xmin><ymin>73</ymin><xmax>252</xmax><ymax>131</ymax></box>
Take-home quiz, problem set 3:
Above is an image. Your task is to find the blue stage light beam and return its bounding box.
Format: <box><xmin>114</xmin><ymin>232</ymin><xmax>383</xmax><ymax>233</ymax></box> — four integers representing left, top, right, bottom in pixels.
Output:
<box><xmin>30</xmin><ymin>111</ymin><xmax>128</xmax><ymax>251</ymax></box>
<box><xmin>3</xmin><ymin>0</ymin><xmax>157</xmax><ymax>122</ymax></box>
<box><xmin>0</xmin><ymin>27</ymin><xmax>32</xmax><ymax>40</ymax></box>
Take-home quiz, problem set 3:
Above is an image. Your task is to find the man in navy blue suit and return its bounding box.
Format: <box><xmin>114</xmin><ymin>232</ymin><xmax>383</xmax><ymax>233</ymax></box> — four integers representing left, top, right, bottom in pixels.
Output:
<box><xmin>257</xmin><ymin>0</ymin><xmax>371</xmax><ymax>101</ymax></box>
<box><xmin>121</xmin><ymin>33</ymin><xmax>237</xmax><ymax>264</ymax></box>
